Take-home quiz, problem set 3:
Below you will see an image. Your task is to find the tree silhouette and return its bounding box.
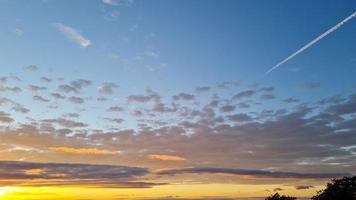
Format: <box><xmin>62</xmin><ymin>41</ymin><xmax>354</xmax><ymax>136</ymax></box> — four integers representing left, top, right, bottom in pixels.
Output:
<box><xmin>312</xmin><ymin>176</ymin><xmax>356</xmax><ymax>200</ymax></box>
<box><xmin>265</xmin><ymin>193</ymin><xmax>297</xmax><ymax>200</ymax></box>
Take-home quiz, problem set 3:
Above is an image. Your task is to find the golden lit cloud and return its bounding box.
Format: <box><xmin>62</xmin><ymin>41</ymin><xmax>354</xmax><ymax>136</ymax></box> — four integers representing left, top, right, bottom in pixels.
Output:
<box><xmin>148</xmin><ymin>154</ymin><xmax>186</xmax><ymax>161</ymax></box>
<box><xmin>24</xmin><ymin>168</ymin><xmax>44</xmax><ymax>175</ymax></box>
<box><xmin>48</xmin><ymin>147</ymin><xmax>117</xmax><ymax>155</ymax></box>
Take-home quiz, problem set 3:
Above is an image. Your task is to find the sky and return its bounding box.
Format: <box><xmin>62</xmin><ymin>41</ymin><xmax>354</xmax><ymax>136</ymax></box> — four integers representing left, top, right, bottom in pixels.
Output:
<box><xmin>0</xmin><ymin>0</ymin><xmax>355</xmax><ymax>199</ymax></box>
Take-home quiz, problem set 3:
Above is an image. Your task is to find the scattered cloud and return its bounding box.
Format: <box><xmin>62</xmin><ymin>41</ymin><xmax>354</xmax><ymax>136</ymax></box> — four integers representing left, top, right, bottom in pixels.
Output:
<box><xmin>98</xmin><ymin>82</ymin><xmax>119</xmax><ymax>95</ymax></box>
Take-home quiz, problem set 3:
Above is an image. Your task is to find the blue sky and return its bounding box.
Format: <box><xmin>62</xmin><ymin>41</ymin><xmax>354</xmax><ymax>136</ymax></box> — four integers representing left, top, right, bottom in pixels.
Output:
<box><xmin>1</xmin><ymin>0</ymin><xmax>354</xmax><ymax>128</ymax></box>
<box><xmin>0</xmin><ymin>1</ymin><xmax>355</xmax><ymax>198</ymax></box>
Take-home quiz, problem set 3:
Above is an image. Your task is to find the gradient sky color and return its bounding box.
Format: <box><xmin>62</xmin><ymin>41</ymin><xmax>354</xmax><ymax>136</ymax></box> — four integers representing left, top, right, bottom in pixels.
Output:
<box><xmin>0</xmin><ymin>0</ymin><xmax>355</xmax><ymax>199</ymax></box>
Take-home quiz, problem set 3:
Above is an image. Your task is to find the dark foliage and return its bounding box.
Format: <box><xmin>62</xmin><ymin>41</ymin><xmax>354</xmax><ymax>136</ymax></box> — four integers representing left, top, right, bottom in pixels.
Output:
<box><xmin>265</xmin><ymin>193</ymin><xmax>297</xmax><ymax>200</ymax></box>
<box><xmin>312</xmin><ymin>176</ymin><xmax>356</xmax><ymax>200</ymax></box>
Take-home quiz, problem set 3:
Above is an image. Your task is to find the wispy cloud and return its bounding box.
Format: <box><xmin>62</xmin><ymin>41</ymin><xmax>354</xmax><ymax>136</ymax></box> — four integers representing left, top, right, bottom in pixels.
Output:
<box><xmin>102</xmin><ymin>0</ymin><xmax>119</xmax><ymax>6</ymax></box>
<box><xmin>0</xmin><ymin>161</ymin><xmax>157</xmax><ymax>188</ymax></box>
<box><xmin>266</xmin><ymin>11</ymin><xmax>356</xmax><ymax>74</ymax></box>
<box><xmin>148</xmin><ymin>154</ymin><xmax>186</xmax><ymax>161</ymax></box>
<box><xmin>53</xmin><ymin>23</ymin><xmax>91</xmax><ymax>48</ymax></box>
<box><xmin>49</xmin><ymin>146</ymin><xmax>118</xmax><ymax>155</ymax></box>
<box><xmin>156</xmin><ymin>167</ymin><xmax>349</xmax><ymax>179</ymax></box>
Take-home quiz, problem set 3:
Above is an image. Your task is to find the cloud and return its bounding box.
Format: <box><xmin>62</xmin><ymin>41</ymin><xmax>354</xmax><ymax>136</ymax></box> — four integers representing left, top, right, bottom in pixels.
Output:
<box><xmin>227</xmin><ymin>114</ymin><xmax>252</xmax><ymax>122</ymax></box>
<box><xmin>11</xmin><ymin>105</ymin><xmax>30</xmax><ymax>114</ymax></box>
<box><xmin>42</xmin><ymin>118</ymin><xmax>87</xmax><ymax>128</ymax></box>
<box><xmin>127</xmin><ymin>94</ymin><xmax>161</xmax><ymax>104</ymax></box>
<box><xmin>260</xmin><ymin>94</ymin><xmax>276</xmax><ymax>100</ymax></box>
<box><xmin>107</xmin><ymin>106</ymin><xmax>124</xmax><ymax>112</ymax></box>
<box><xmin>97</xmin><ymin>82</ymin><xmax>118</xmax><ymax>95</ymax></box>
<box><xmin>68</xmin><ymin>96</ymin><xmax>85</xmax><ymax>104</ymax></box>
<box><xmin>49</xmin><ymin>146</ymin><xmax>118</xmax><ymax>155</ymax></box>
<box><xmin>0</xmin><ymin>161</ymin><xmax>158</xmax><ymax>188</ymax></box>
<box><xmin>301</xmin><ymin>81</ymin><xmax>321</xmax><ymax>90</ymax></box>
<box><xmin>195</xmin><ymin>86</ymin><xmax>211</xmax><ymax>93</ymax></box>
<box><xmin>102</xmin><ymin>0</ymin><xmax>119</xmax><ymax>6</ymax></box>
<box><xmin>0</xmin><ymin>85</ymin><xmax>22</xmax><ymax>93</ymax></box>
<box><xmin>295</xmin><ymin>185</ymin><xmax>315</xmax><ymax>190</ymax></box>
<box><xmin>33</xmin><ymin>95</ymin><xmax>50</xmax><ymax>103</ymax></box>
<box><xmin>40</xmin><ymin>77</ymin><xmax>52</xmax><ymax>83</ymax></box>
<box><xmin>266</xmin><ymin>11</ymin><xmax>356</xmax><ymax>74</ymax></box>
<box><xmin>51</xmin><ymin>93</ymin><xmax>66</xmax><ymax>99</ymax></box>
<box><xmin>283</xmin><ymin>98</ymin><xmax>300</xmax><ymax>103</ymax></box>
<box><xmin>220</xmin><ymin>105</ymin><xmax>236</xmax><ymax>113</ymax></box>
<box><xmin>148</xmin><ymin>154</ymin><xmax>186</xmax><ymax>161</ymax></box>
<box><xmin>172</xmin><ymin>93</ymin><xmax>195</xmax><ymax>101</ymax></box>
<box><xmin>26</xmin><ymin>84</ymin><xmax>47</xmax><ymax>92</ymax></box>
<box><xmin>156</xmin><ymin>167</ymin><xmax>349</xmax><ymax>179</ymax></box>
<box><xmin>54</xmin><ymin>23</ymin><xmax>91</xmax><ymax>48</ymax></box>
<box><xmin>0</xmin><ymin>111</ymin><xmax>13</xmax><ymax>123</ymax></box>
<box><xmin>104</xmin><ymin>117</ymin><xmax>124</xmax><ymax>124</ymax></box>
<box><xmin>12</xmin><ymin>28</ymin><xmax>24</xmax><ymax>36</ymax></box>
<box><xmin>233</xmin><ymin>90</ymin><xmax>255</xmax><ymax>100</ymax></box>
<box><xmin>273</xmin><ymin>188</ymin><xmax>284</xmax><ymax>191</ymax></box>
<box><xmin>58</xmin><ymin>79</ymin><xmax>92</xmax><ymax>94</ymax></box>
<box><xmin>23</xmin><ymin>65</ymin><xmax>38</xmax><ymax>72</ymax></box>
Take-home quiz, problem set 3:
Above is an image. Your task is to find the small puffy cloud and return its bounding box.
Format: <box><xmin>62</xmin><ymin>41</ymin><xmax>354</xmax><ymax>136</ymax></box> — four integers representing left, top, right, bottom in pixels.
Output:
<box><xmin>11</xmin><ymin>105</ymin><xmax>30</xmax><ymax>114</ymax></box>
<box><xmin>49</xmin><ymin>146</ymin><xmax>118</xmax><ymax>155</ymax></box>
<box><xmin>227</xmin><ymin>114</ymin><xmax>252</xmax><ymax>122</ymax></box>
<box><xmin>97</xmin><ymin>82</ymin><xmax>118</xmax><ymax>95</ymax></box>
<box><xmin>301</xmin><ymin>81</ymin><xmax>322</xmax><ymax>90</ymax></box>
<box><xmin>42</xmin><ymin>118</ymin><xmax>87</xmax><ymax>128</ymax></box>
<box><xmin>40</xmin><ymin>77</ymin><xmax>52</xmax><ymax>83</ymax></box>
<box><xmin>283</xmin><ymin>98</ymin><xmax>300</xmax><ymax>103</ymax></box>
<box><xmin>195</xmin><ymin>86</ymin><xmax>211</xmax><ymax>93</ymax></box>
<box><xmin>220</xmin><ymin>105</ymin><xmax>235</xmax><ymax>113</ymax></box>
<box><xmin>23</xmin><ymin>65</ymin><xmax>38</xmax><ymax>72</ymax></box>
<box><xmin>107</xmin><ymin>106</ymin><xmax>124</xmax><ymax>112</ymax></box>
<box><xmin>68</xmin><ymin>96</ymin><xmax>84</xmax><ymax>104</ymax></box>
<box><xmin>0</xmin><ymin>85</ymin><xmax>22</xmax><ymax>93</ymax></box>
<box><xmin>260</xmin><ymin>94</ymin><xmax>275</xmax><ymax>100</ymax></box>
<box><xmin>26</xmin><ymin>84</ymin><xmax>47</xmax><ymax>92</ymax></box>
<box><xmin>104</xmin><ymin>117</ymin><xmax>124</xmax><ymax>124</ymax></box>
<box><xmin>295</xmin><ymin>185</ymin><xmax>315</xmax><ymax>190</ymax></box>
<box><xmin>51</xmin><ymin>93</ymin><xmax>66</xmax><ymax>99</ymax></box>
<box><xmin>273</xmin><ymin>188</ymin><xmax>284</xmax><ymax>191</ymax></box>
<box><xmin>148</xmin><ymin>154</ymin><xmax>186</xmax><ymax>161</ymax></box>
<box><xmin>0</xmin><ymin>111</ymin><xmax>13</xmax><ymax>123</ymax></box>
<box><xmin>62</xmin><ymin>113</ymin><xmax>80</xmax><ymax>118</ymax></box>
<box><xmin>33</xmin><ymin>95</ymin><xmax>50</xmax><ymax>103</ymax></box>
<box><xmin>54</xmin><ymin>23</ymin><xmax>91</xmax><ymax>48</ymax></box>
<box><xmin>12</xmin><ymin>28</ymin><xmax>24</xmax><ymax>36</ymax></box>
<box><xmin>58</xmin><ymin>79</ymin><xmax>92</xmax><ymax>94</ymax></box>
<box><xmin>233</xmin><ymin>90</ymin><xmax>255</xmax><ymax>100</ymax></box>
<box><xmin>127</xmin><ymin>94</ymin><xmax>160</xmax><ymax>104</ymax></box>
<box><xmin>172</xmin><ymin>93</ymin><xmax>195</xmax><ymax>101</ymax></box>
<box><xmin>102</xmin><ymin>0</ymin><xmax>119</xmax><ymax>6</ymax></box>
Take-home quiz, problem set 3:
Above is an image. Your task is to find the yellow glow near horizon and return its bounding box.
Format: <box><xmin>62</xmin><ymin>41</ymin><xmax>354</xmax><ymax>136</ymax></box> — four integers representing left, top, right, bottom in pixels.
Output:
<box><xmin>0</xmin><ymin>187</ymin><xmax>22</xmax><ymax>197</ymax></box>
<box><xmin>0</xmin><ymin>184</ymin><xmax>324</xmax><ymax>200</ymax></box>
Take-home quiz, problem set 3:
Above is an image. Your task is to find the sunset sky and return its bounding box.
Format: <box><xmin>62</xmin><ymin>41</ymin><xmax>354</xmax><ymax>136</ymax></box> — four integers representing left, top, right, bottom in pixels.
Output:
<box><xmin>0</xmin><ymin>0</ymin><xmax>355</xmax><ymax>199</ymax></box>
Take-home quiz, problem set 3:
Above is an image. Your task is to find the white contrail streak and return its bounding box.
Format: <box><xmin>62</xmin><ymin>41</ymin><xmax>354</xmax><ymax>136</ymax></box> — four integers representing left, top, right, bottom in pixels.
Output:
<box><xmin>266</xmin><ymin>11</ymin><xmax>356</xmax><ymax>74</ymax></box>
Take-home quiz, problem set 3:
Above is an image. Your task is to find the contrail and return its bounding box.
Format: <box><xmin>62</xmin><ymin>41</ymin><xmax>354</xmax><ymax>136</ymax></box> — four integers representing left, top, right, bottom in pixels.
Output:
<box><xmin>266</xmin><ymin>11</ymin><xmax>356</xmax><ymax>74</ymax></box>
